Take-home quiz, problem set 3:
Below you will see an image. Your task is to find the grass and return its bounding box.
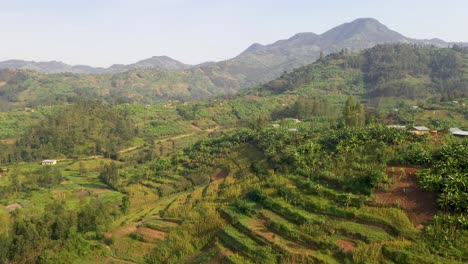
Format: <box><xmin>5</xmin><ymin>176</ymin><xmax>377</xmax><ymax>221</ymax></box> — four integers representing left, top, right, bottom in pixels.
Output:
<box><xmin>334</xmin><ymin>220</ymin><xmax>394</xmax><ymax>243</ymax></box>
<box><xmin>353</xmin><ymin>206</ymin><xmax>418</xmax><ymax>237</ymax></box>
<box><xmin>110</xmin><ymin>237</ymin><xmax>154</xmax><ymax>263</ymax></box>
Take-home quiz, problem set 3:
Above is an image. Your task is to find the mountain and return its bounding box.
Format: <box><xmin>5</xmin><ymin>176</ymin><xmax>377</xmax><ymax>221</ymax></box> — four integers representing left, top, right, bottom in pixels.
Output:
<box><xmin>211</xmin><ymin>18</ymin><xmax>465</xmax><ymax>88</ymax></box>
<box><xmin>254</xmin><ymin>43</ymin><xmax>468</xmax><ymax>101</ymax></box>
<box><xmin>2</xmin><ymin>18</ymin><xmax>466</xmax><ymax>78</ymax></box>
<box><xmin>0</xmin><ymin>56</ymin><xmax>191</xmax><ymax>74</ymax></box>
<box><xmin>105</xmin><ymin>56</ymin><xmax>191</xmax><ymax>73</ymax></box>
<box><xmin>1</xmin><ymin>18</ymin><xmax>468</xmax><ymax>110</ymax></box>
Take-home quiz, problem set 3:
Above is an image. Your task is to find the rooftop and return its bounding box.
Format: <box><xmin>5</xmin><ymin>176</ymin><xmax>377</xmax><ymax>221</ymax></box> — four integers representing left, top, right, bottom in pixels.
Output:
<box><xmin>411</xmin><ymin>126</ymin><xmax>430</xmax><ymax>131</ymax></box>
<box><xmin>449</xmin><ymin>127</ymin><xmax>462</xmax><ymax>133</ymax></box>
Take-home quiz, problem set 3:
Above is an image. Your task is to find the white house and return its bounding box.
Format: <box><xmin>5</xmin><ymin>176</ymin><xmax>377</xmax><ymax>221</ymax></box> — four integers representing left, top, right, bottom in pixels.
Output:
<box><xmin>408</xmin><ymin>126</ymin><xmax>430</xmax><ymax>135</ymax></box>
<box><xmin>41</xmin><ymin>159</ymin><xmax>57</xmax><ymax>165</ymax></box>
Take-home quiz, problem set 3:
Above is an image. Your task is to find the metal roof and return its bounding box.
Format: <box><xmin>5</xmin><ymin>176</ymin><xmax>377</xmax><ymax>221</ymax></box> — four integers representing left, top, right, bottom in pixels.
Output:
<box><xmin>411</xmin><ymin>126</ymin><xmax>430</xmax><ymax>131</ymax></box>
<box><xmin>386</xmin><ymin>125</ymin><xmax>406</xmax><ymax>129</ymax></box>
<box><xmin>453</xmin><ymin>131</ymin><xmax>468</xmax><ymax>136</ymax></box>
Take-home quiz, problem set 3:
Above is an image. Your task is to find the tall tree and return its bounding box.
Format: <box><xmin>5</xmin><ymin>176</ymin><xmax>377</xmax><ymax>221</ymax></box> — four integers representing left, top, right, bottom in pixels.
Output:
<box><xmin>343</xmin><ymin>96</ymin><xmax>365</xmax><ymax>127</ymax></box>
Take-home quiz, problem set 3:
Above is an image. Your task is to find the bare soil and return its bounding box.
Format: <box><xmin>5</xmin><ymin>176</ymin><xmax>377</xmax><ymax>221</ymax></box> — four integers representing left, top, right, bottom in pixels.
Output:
<box><xmin>336</xmin><ymin>240</ymin><xmax>356</xmax><ymax>253</ymax></box>
<box><xmin>110</xmin><ymin>223</ymin><xmax>139</xmax><ymax>238</ymax></box>
<box><xmin>74</xmin><ymin>189</ymin><xmax>90</xmax><ymax>197</ymax></box>
<box><xmin>250</xmin><ymin>218</ymin><xmax>312</xmax><ymax>254</ymax></box>
<box><xmin>137</xmin><ymin>227</ymin><xmax>167</xmax><ymax>242</ymax></box>
<box><xmin>373</xmin><ymin>167</ymin><xmax>438</xmax><ymax>227</ymax></box>
<box><xmin>212</xmin><ymin>171</ymin><xmax>228</xmax><ymax>181</ymax></box>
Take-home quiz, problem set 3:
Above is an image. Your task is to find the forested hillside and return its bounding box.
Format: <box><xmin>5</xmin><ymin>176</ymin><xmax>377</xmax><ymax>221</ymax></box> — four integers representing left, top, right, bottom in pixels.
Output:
<box><xmin>256</xmin><ymin>44</ymin><xmax>468</xmax><ymax>100</ymax></box>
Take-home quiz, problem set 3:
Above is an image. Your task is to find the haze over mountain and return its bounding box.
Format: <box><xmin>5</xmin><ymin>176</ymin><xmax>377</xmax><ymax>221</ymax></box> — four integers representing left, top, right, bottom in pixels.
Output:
<box><xmin>1</xmin><ymin>18</ymin><xmax>468</xmax><ymax>110</ymax></box>
<box><xmin>2</xmin><ymin>18</ymin><xmax>465</xmax><ymax>76</ymax></box>
<box><xmin>0</xmin><ymin>55</ymin><xmax>190</xmax><ymax>74</ymax></box>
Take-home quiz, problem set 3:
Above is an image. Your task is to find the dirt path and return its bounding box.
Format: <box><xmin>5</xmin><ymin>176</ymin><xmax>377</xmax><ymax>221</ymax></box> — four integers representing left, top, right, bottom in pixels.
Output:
<box><xmin>373</xmin><ymin>167</ymin><xmax>438</xmax><ymax>227</ymax></box>
<box><xmin>104</xmin><ymin>257</ymin><xmax>137</xmax><ymax>264</ymax></box>
<box><xmin>158</xmin><ymin>132</ymin><xmax>197</xmax><ymax>142</ymax></box>
<box><xmin>117</xmin><ymin>146</ymin><xmax>139</xmax><ymax>154</ymax></box>
<box><xmin>156</xmin><ymin>125</ymin><xmax>221</xmax><ymax>143</ymax></box>
<box><xmin>191</xmin><ymin>123</ymin><xmax>202</xmax><ymax>131</ymax></box>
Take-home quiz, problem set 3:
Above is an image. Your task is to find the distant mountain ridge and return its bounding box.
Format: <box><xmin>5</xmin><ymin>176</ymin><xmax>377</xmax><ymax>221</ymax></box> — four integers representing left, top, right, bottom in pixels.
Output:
<box><xmin>1</xmin><ymin>18</ymin><xmax>467</xmax><ymax>76</ymax></box>
<box><xmin>0</xmin><ymin>56</ymin><xmax>191</xmax><ymax>74</ymax></box>
<box><xmin>192</xmin><ymin>18</ymin><xmax>468</xmax><ymax>90</ymax></box>
<box><xmin>1</xmin><ymin>18</ymin><xmax>468</xmax><ymax>111</ymax></box>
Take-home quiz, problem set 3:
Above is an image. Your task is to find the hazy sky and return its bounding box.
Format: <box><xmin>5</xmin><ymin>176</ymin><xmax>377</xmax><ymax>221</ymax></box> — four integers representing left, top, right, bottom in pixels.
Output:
<box><xmin>1</xmin><ymin>0</ymin><xmax>467</xmax><ymax>67</ymax></box>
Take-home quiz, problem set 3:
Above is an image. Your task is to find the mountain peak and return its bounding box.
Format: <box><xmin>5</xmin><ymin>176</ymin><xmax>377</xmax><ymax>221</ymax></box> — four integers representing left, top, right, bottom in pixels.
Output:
<box><xmin>317</xmin><ymin>17</ymin><xmax>407</xmax><ymax>50</ymax></box>
<box><xmin>244</xmin><ymin>43</ymin><xmax>265</xmax><ymax>53</ymax></box>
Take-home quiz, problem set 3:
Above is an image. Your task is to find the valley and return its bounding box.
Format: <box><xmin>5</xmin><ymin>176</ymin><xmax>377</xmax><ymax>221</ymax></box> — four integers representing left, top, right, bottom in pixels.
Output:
<box><xmin>0</xmin><ymin>43</ymin><xmax>467</xmax><ymax>263</ymax></box>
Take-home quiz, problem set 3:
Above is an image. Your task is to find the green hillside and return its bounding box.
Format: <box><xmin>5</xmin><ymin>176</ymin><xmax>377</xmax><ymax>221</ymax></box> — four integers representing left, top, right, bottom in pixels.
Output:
<box><xmin>0</xmin><ymin>44</ymin><xmax>467</xmax><ymax>264</ymax></box>
<box><xmin>255</xmin><ymin>44</ymin><xmax>468</xmax><ymax>101</ymax></box>
<box><xmin>1</xmin><ymin>44</ymin><xmax>467</xmax><ymax>111</ymax></box>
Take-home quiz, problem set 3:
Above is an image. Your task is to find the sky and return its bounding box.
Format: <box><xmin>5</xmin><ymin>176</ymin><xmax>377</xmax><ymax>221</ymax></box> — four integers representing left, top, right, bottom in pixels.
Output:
<box><xmin>1</xmin><ymin>0</ymin><xmax>467</xmax><ymax>67</ymax></box>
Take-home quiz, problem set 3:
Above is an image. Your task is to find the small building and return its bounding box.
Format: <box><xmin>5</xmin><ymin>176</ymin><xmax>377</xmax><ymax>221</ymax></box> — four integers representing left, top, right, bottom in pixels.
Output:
<box><xmin>272</xmin><ymin>124</ymin><xmax>280</xmax><ymax>128</ymax></box>
<box><xmin>386</xmin><ymin>125</ymin><xmax>406</xmax><ymax>129</ymax></box>
<box><xmin>41</xmin><ymin>159</ymin><xmax>57</xmax><ymax>165</ymax></box>
<box><xmin>449</xmin><ymin>127</ymin><xmax>462</xmax><ymax>133</ymax></box>
<box><xmin>408</xmin><ymin>126</ymin><xmax>430</xmax><ymax>135</ymax></box>
<box><xmin>288</xmin><ymin>128</ymin><xmax>298</xmax><ymax>132</ymax></box>
<box><xmin>292</xmin><ymin>119</ymin><xmax>301</xmax><ymax>123</ymax></box>
<box><xmin>449</xmin><ymin>128</ymin><xmax>468</xmax><ymax>137</ymax></box>
<box><xmin>453</xmin><ymin>131</ymin><xmax>468</xmax><ymax>137</ymax></box>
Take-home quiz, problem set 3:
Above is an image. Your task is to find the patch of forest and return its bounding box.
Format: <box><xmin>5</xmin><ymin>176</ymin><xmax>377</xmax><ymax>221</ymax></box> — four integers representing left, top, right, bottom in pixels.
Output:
<box><xmin>256</xmin><ymin>44</ymin><xmax>468</xmax><ymax>100</ymax></box>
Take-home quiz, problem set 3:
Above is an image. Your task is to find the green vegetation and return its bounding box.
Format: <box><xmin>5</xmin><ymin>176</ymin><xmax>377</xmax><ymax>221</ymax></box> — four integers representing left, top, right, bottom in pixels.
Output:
<box><xmin>255</xmin><ymin>44</ymin><xmax>468</xmax><ymax>101</ymax></box>
<box><xmin>0</xmin><ymin>44</ymin><xmax>467</xmax><ymax>263</ymax></box>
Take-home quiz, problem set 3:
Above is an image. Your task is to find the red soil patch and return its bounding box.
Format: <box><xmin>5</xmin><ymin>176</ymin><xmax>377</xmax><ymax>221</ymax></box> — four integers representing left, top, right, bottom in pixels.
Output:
<box><xmin>212</xmin><ymin>171</ymin><xmax>228</xmax><ymax>181</ymax></box>
<box><xmin>137</xmin><ymin>227</ymin><xmax>166</xmax><ymax>242</ymax></box>
<box><xmin>251</xmin><ymin>218</ymin><xmax>312</xmax><ymax>254</ymax></box>
<box><xmin>336</xmin><ymin>240</ymin><xmax>356</xmax><ymax>253</ymax></box>
<box><xmin>374</xmin><ymin>167</ymin><xmax>438</xmax><ymax>227</ymax></box>
<box><xmin>74</xmin><ymin>189</ymin><xmax>90</xmax><ymax>197</ymax></box>
<box><xmin>109</xmin><ymin>223</ymin><xmax>139</xmax><ymax>239</ymax></box>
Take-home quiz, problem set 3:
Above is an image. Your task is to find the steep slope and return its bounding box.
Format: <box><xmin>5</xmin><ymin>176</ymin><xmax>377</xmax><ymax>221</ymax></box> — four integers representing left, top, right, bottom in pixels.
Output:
<box><xmin>254</xmin><ymin>43</ymin><xmax>468</xmax><ymax>100</ymax></box>
<box><xmin>1</xmin><ymin>44</ymin><xmax>467</xmax><ymax>111</ymax></box>
<box><xmin>315</xmin><ymin>18</ymin><xmax>408</xmax><ymax>51</ymax></box>
<box><xmin>212</xmin><ymin>18</ymin><xmax>464</xmax><ymax>86</ymax></box>
<box><xmin>1</xmin><ymin>18</ymin><xmax>468</xmax><ymax>110</ymax></box>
